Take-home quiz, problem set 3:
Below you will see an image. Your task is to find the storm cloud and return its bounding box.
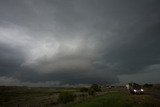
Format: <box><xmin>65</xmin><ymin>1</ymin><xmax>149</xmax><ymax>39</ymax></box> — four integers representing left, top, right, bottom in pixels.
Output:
<box><xmin>0</xmin><ymin>0</ymin><xmax>160</xmax><ymax>86</ymax></box>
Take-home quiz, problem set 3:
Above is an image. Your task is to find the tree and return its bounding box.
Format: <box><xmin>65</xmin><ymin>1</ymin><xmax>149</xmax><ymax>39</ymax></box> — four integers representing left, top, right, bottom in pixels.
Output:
<box><xmin>90</xmin><ymin>84</ymin><xmax>101</xmax><ymax>92</ymax></box>
<box><xmin>143</xmin><ymin>83</ymin><xmax>153</xmax><ymax>88</ymax></box>
<box><xmin>80</xmin><ymin>87</ymin><xmax>89</xmax><ymax>92</ymax></box>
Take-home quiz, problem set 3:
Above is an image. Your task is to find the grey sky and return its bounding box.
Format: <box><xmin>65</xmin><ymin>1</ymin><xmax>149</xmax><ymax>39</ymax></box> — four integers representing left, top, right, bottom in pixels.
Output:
<box><xmin>0</xmin><ymin>0</ymin><xmax>160</xmax><ymax>86</ymax></box>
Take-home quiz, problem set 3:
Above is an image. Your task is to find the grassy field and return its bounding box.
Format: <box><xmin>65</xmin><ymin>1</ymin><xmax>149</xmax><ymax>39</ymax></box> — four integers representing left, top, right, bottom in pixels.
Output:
<box><xmin>0</xmin><ymin>86</ymin><xmax>160</xmax><ymax>107</ymax></box>
<box><xmin>0</xmin><ymin>86</ymin><xmax>56</xmax><ymax>107</ymax></box>
<box><xmin>67</xmin><ymin>92</ymin><xmax>160</xmax><ymax>107</ymax></box>
<box><xmin>0</xmin><ymin>86</ymin><xmax>77</xmax><ymax>107</ymax></box>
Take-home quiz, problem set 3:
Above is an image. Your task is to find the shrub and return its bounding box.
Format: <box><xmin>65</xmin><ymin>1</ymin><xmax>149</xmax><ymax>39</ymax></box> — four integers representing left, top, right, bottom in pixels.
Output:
<box><xmin>90</xmin><ymin>84</ymin><xmax>101</xmax><ymax>92</ymax></box>
<box><xmin>143</xmin><ymin>83</ymin><xmax>153</xmax><ymax>88</ymax></box>
<box><xmin>58</xmin><ymin>91</ymin><xmax>75</xmax><ymax>104</ymax></box>
<box><xmin>80</xmin><ymin>87</ymin><xmax>89</xmax><ymax>92</ymax></box>
<box><xmin>88</xmin><ymin>88</ymin><xmax>96</xmax><ymax>96</ymax></box>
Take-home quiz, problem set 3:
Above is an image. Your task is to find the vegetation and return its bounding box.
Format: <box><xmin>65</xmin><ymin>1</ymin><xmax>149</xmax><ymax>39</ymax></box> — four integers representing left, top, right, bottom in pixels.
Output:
<box><xmin>88</xmin><ymin>88</ymin><xmax>96</xmax><ymax>96</ymax></box>
<box><xmin>143</xmin><ymin>83</ymin><xmax>153</xmax><ymax>88</ymax></box>
<box><xmin>90</xmin><ymin>84</ymin><xmax>101</xmax><ymax>92</ymax></box>
<box><xmin>79</xmin><ymin>87</ymin><xmax>89</xmax><ymax>92</ymax></box>
<box><xmin>128</xmin><ymin>82</ymin><xmax>140</xmax><ymax>87</ymax></box>
<box><xmin>0</xmin><ymin>85</ymin><xmax>160</xmax><ymax>107</ymax></box>
<box><xmin>0</xmin><ymin>86</ymin><xmax>58</xmax><ymax>107</ymax></box>
<box><xmin>87</xmin><ymin>84</ymin><xmax>101</xmax><ymax>96</ymax></box>
<box><xmin>69</xmin><ymin>92</ymin><xmax>160</xmax><ymax>107</ymax></box>
<box><xmin>58</xmin><ymin>91</ymin><xmax>76</xmax><ymax>104</ymax></box>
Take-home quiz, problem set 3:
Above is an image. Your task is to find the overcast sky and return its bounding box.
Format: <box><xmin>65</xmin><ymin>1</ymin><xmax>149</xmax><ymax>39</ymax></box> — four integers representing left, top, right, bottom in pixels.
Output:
<box><xmin>0</xmin><ymin>0</ymin><xmax>160</xmax><ymax>87</ymax></box>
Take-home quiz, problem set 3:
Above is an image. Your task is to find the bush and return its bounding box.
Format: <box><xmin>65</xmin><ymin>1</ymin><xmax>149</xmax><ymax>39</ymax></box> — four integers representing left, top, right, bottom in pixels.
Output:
<box><xmin>58</xmin><ymin>91</ymin><xmax>76</xmax><ymax>104</ymax></box>
<box><xmin>90</xmin><ymin>84</ymin><xmax>101</xmax><ymax>92</ymax></box>
<box><xmin>143</xmin><ymin>83</ymin><xmax>153</xmax><ymax>88</ymax></box>
<box><xmin>80</xmin><ymin>87</ymin><xmax>89</xmax><ymax>92</ymax></box>
<box><xmin>88</xmin><ymin>88</ymin><xmax>96</xmax><ymax>96</ymax></box>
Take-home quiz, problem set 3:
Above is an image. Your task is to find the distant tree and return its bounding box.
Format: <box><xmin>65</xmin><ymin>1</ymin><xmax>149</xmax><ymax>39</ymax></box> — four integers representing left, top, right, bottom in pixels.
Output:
<box><xmin>143</xmin><ymin>83</ymin><xmax>153</xmax><ymax>88</ymax></box>
<box><xmin>90</xmin><ymin>84</ymin><xmax>101</xmax><ymax>92</ymax></box>
<box><xmin>80</xmin><ymin>87</ymin><xmax>89</xmax><ymax>92</ymax></box>
<box><xmin>128</xmin><ymin>82</ymin><xmax>139</xmax><ymax>86</ymax></box>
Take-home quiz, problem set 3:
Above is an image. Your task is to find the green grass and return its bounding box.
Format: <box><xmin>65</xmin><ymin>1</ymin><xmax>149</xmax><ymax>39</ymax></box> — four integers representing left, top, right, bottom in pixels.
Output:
<box><xmin>0</xmin><ymin>86</ymin><xmax>58</xmax><ymax>107</ymax></box>
<box><xmin>1</xmin><ymin>86</ymin><xmax>160</xmax><ymax>107</ymax></box>
<box><xmin>68</xmin><ymin>92</ymin><xmax>160</xmax><ymax>107</ymax></box>
<box><xmin>0</xmin><ymin>86</ymin><xmax>78</xmax><ymax>107</ymax></box>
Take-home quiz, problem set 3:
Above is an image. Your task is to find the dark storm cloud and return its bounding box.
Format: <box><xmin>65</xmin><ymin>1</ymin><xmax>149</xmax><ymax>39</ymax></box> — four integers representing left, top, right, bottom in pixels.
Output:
<box><xmin>0</xmin><ymin>42</ymin><xmax>25</xmax><ymax>76</ymax></box>
<box><xmin>101</xmin><ymin>18</ymin><xmax>160</xmax><ymax>74</ymax></box>
<box><xmin>0</xmin><ymin>0</ymin><xmax>160</xmax><ymax>86</ymax></box>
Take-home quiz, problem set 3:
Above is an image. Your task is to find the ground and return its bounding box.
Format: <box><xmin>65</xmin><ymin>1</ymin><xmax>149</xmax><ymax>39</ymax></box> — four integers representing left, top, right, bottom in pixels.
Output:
<box><xmin>0</xmin><ymin>86</ymin><xmax>160</xmax><ymax>107</ymax></box>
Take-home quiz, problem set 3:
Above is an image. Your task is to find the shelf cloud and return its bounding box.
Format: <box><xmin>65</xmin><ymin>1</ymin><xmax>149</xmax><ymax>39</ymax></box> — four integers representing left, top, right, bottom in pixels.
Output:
<box><xmin>0</xmin><ymin>0</ymin><xmax>160</xmax><ymax>86</ymax></box>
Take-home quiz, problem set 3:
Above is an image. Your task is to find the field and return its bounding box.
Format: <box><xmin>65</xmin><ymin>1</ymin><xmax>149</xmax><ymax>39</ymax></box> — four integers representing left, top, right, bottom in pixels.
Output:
<box><xmin>0</xmin><ymin>86</ymin><xmax>160</xmax><ymax>107</ymax></box>
<box><xmin>68</xmin><ymin>92</ymin><xmax>160</xmax><ymax>107</ymax></box>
